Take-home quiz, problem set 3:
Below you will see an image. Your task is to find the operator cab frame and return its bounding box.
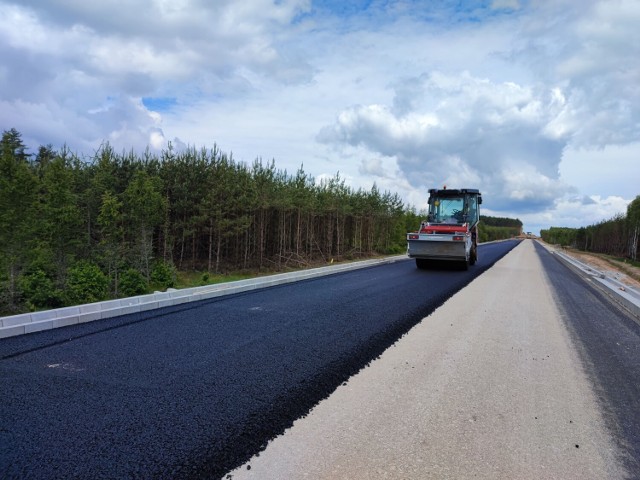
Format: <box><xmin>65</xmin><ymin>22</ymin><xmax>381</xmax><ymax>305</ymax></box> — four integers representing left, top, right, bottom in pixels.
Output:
<box><xmin>426</xmin><ymin>188</ymin><xmax>482</xmax><ymax>227</ymax></box>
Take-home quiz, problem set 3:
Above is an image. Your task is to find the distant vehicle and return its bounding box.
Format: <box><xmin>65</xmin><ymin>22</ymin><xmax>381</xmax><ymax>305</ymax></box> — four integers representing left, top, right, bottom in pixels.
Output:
<box><xmin>407</xmin><ymin>187</ymin><xmax>482</xmax><ymax>270</ymax></box>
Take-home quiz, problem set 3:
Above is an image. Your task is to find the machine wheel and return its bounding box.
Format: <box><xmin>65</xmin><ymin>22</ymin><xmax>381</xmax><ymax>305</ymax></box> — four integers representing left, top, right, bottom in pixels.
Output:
<box><xmin>416</xmin><ymin>258</ymin><xmax>429</xmax><ymax>270</ymax></box>
<box><xmin>469</xmin><ymin>245</ymin><xmax>477</xmax><ymax>265</ymax></box>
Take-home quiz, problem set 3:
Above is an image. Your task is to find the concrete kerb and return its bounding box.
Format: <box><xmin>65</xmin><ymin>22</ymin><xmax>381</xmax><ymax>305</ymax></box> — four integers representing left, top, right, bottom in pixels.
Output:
<box><xmin>539</xmin><ymin>241</ymin><xmax>640</xmax><ymax>321</ymax></box>
<box><xmin>0</xmin><ymin>255</ymin><xmax>409</xmax><ymax>339</ymax></box>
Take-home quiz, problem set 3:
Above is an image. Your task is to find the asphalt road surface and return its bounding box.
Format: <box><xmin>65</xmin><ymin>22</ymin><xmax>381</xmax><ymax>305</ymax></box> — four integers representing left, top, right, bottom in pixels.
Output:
<box><xmin>1</xmin><ymin>241</ymin><xmax>518</xmax><ymax>479</ymax></box>
<box><xmin>536</xmin><ymin>241</ymin><xmax>640</xmax><ymax>476</ymax></box>
<box><xmin>226</xmin><ymin>241</ymin><xmax>640</xmax><ymax>480</ymax></box>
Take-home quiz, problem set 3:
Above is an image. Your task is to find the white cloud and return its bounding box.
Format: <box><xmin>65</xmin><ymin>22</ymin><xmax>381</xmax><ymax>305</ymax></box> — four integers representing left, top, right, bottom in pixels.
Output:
<box><xmin>318</xmin><ymin>72</ymin><xmax>573</xmax><ymax>212</ymax></box>
<box><xmin>560</xmin><ymin>143</ymin><xmax>640</xmax><ymax>200</ymax></box>
<box><xmin>515</xmin><ymin>0</ymin><xmax>640</xmax><ymax>149</ymax></box>
<box><xmin>358</xmin><ymin>157</ymin><xmax>387</xmax><ymax>177</ymax></box>
<box><xmin>516</xmin><ymin>194</ymin><xmax>631</xmax><ymax>235</ymax></box>
<box><xmin>0</xmin><ymin>0</ymin><xmax>313</xmax><ymax>151</ymax></box>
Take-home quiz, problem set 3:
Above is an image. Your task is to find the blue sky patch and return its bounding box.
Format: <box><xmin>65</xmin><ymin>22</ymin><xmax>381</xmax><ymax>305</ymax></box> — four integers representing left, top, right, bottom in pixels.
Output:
<box><xmin>142</xmin><ymin>97</ymin><xmax>177</xmax><ymax>112</ymax></box>
<box><xmin>310</xmin><ymin>0</ymin><xmax>523</xmax><ymax>25</ymax></box>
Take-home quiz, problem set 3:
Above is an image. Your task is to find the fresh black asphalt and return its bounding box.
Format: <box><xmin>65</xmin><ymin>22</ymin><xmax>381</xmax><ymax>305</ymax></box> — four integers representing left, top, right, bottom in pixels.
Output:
<box><xmin>534</xmin><ymin>242</ymin><xmax>640</xmax><ymax>474</ymax></box>
<box><xmin>2</xmin><ymin>241</ymin><xmax>518</xmax><ymax>479</ymax></box>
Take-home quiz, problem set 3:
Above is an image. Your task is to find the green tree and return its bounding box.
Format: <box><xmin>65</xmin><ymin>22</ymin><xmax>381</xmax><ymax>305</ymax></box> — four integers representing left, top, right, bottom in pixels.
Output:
<box><xmin>119</xmin><ymin>268</ymin><xmax>148</xmax><ymax>297</ymax></box>
<box><xmin>97</xmin><ymin>191</ymin><xmax>125</xmax><ymax>295</ymax></box>
<box><xmin>37</xmin><ymin>150</ymin><xmax>83</xmax><ymax>277</ymax></box>
<box><xmin>150</xmin><ymin>260</ymin><xmax>176</xmax><ymax>289</ymax></box>
<box><xmin>33</xmin><ymin>144</ymin><xmax>57</xmax><ymax>178</ymax></box>
<box><xmin>159</xmin><ymin>146</ymin><xmax>210</xmax><ymax>269</ymax></box>
<box><xmin>627</xmin><ymin>196</ymin><xmax>640</xmax><ymax>261</ymax></box>
<box><xmin>200</xmin><ymin>154</ymin><xmax>252</xmax><ymax>273</ymax></box>
<box><xmin>0</xmin><ymin>129</ymin><xmax>37</xmax><ymax>312</ymax></box>
<box><xmin>18</xmin><ymin>269</ymin><xmax>64</xmax><ymax>310</ymax></box>
<box><xmin>251</xmin><ymin>159</ymin><xmax>278</xmax><ymax>269</ymax></box>
<box><xmin>65</xmin><ymin>261</ymin><xmax>109</xmax><ymax>305</ymax></box>
<box><xmin>540</xmin><ymin>227</ymin><xmax>578</xmax><ymax>246</ymax></box>
<box><xmin>123</xmin><ymin>170</ymin><xmax>167</xmax><ymax>279</ymax></box>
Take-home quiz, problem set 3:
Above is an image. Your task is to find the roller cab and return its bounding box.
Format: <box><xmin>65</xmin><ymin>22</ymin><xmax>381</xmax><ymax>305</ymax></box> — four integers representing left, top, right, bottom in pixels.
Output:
<box><xmin>407</xmin><ymin>188</ymin><xmax>482</xmax><ymax>270</ymax></box>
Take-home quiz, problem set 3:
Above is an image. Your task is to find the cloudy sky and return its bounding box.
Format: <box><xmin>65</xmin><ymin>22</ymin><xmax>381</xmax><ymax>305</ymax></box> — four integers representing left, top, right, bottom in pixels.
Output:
<box><xmin>2</xmin><ymin>0</ymin><xmax>639</xmax><ymax>234</ymax></box>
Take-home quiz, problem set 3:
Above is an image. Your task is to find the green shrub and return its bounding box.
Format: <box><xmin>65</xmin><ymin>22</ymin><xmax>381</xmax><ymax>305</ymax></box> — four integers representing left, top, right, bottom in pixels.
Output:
<box><xmin>151</xmin><ymin>260</ymin><xmax>176</xmax><ymax>289</ymax></box>
<box><xmin>65</xmin><ymin>261</ymin><xmax>109</xmax><ymax>305</ymax></box>
<box><xmin>18</xmin><ymin>269</ymin><xmax>64</xmax><ymax>310</ymax></box>
<box><xmin>385</xmin><ymin>244</ymin><xmax>406</xmax><ymax>254</ymax></box>
<box><xmin>119</xmin><ymin>268</ymin><xmax>148</xmax><ymax>297</ymax></box>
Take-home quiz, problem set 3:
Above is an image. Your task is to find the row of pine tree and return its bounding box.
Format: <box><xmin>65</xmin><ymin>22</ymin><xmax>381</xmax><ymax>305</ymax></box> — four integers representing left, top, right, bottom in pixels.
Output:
<box><xmin>540</xmin><ymin>199</ymin><xmax>640</xmax><ymax>260</ymax></box>
<box><xmin>1</xmin><ymin>128</ymin><xmax>422</xmax><ymax>314</ymax></box>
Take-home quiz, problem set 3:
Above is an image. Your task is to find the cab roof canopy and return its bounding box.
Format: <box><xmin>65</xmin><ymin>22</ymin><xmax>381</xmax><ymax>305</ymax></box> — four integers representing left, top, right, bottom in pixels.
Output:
<box><xmin>428</xmin><ymin>188</ymin><xmax>481</xmax><ymax>196</ymax></box>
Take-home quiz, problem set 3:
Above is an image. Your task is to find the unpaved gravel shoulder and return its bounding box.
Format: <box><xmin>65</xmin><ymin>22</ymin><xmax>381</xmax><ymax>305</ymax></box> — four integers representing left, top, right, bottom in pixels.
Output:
<box><xmin>226</xmin><ymin>240</ymin><xmax>626</xmax><ymax>480</ymax></box>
